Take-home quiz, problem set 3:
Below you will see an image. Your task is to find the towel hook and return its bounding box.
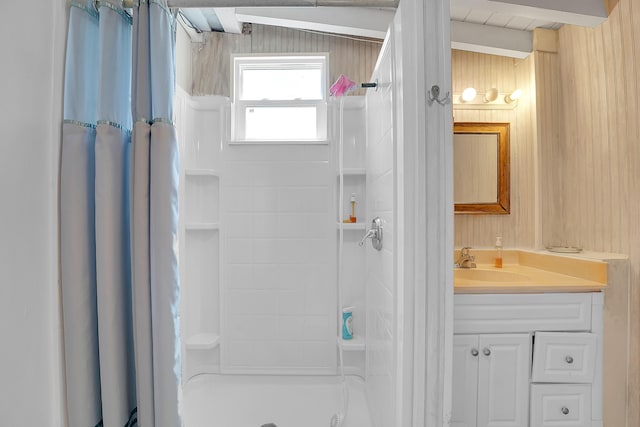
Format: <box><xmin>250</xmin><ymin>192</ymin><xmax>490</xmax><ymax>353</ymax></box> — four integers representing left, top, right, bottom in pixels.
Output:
<box><xmin>427</xmin><ymin>85</ymin><xmax>451</xmax><ymax>106</ymax></box>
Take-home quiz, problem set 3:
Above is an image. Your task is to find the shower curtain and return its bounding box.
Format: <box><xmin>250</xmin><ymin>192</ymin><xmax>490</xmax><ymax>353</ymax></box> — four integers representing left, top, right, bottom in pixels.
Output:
<box><xmin>60</xmin><ymin>1</ymin><xmax>180</xmax><ymax>426</ymax></box>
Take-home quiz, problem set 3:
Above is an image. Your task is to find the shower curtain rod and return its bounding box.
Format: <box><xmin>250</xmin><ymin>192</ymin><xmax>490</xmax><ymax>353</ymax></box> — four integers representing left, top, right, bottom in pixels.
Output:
<box><xmin>123</xmin><ymin>0</ymin><xmax>399</xmax><ymax>8</ymax></box>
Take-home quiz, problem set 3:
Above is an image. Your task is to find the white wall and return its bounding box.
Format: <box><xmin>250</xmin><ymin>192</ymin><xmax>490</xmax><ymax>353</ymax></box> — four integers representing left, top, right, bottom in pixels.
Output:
<box><xmin>0</xmin><ymin>0</ymin><xmax>66</xmax><ymax>425</ymax></box>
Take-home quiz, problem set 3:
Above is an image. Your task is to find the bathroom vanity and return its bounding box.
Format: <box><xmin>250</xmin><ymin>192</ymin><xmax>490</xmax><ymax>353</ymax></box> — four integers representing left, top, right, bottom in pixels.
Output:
<box><xmin>451</xmin><ymin>250</ymin><xmax>608</xmax><ymax>427</ymax></box>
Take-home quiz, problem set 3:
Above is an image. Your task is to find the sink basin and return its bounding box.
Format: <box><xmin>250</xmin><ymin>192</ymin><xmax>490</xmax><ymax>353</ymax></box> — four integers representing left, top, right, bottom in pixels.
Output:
<box><xmin>454</xmin><ymin>268</ymin><xmax>531</xmax><ymax>283</ymax></box>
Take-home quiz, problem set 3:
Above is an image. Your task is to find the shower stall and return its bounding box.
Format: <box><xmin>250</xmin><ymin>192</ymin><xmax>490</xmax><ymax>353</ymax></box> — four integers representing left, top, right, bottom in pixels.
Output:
<box><xmin>176</xmin><ymin>87</ymin><xmax>373</xmax><ymax>424</ymax></box>
<box><xmin>173</xmin><ymin>2</ymin><xmax>453</xmax><ymax>426</ymax></box>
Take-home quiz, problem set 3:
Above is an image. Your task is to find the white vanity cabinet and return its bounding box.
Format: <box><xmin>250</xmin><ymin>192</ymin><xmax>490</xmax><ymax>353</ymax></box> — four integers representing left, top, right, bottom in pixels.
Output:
<box><xmin>452</xmin><ymin>334</ymin><xmax>531</xmax><ymax>427</ymax></box>
<box><xmin>452</xmin><ymin>292</ymin><xmax>603</xmax><ymax>427</ymax></box>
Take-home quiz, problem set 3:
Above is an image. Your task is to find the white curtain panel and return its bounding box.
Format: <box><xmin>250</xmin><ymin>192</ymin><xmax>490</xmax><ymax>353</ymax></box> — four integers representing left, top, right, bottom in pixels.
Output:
<box><xmin>61</xmin><ymin>1</ymin><xmax>181</xmax><ymax>426</ymax></box>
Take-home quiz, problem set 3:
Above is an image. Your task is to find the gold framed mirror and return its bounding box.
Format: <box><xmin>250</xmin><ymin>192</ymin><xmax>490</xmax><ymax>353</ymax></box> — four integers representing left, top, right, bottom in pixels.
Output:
<box><xmin>454</xmin><ymin>122</ymin><xmax>510</xmax><ymax>214</ymax></box>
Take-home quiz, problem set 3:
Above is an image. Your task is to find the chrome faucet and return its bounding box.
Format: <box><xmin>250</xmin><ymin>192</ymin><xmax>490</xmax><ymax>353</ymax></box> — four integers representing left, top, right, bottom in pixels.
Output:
<box><xmin>455</xmin><ymin>246</ymin><xmax>476</xmax><ymax>268</ymax></box>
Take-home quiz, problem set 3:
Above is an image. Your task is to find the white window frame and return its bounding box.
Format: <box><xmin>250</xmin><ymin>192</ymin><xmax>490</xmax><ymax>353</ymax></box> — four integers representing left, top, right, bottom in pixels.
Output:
<box><xmin>231</xmin><ymin>54</ymin><xmax>329</xmax><ymax>143</ymax></box>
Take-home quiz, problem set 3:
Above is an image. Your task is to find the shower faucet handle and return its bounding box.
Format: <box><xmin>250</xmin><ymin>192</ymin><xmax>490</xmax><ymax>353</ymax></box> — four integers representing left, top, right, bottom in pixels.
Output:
<box><xmin>358</xmin><ymin>217</ymin><xmax>383</xmax><ymax>251</ymax></box>
<box><xmin>358</xmin><ymin>229</ymin><xmax>377</xmax><ymax>246</ymax></box>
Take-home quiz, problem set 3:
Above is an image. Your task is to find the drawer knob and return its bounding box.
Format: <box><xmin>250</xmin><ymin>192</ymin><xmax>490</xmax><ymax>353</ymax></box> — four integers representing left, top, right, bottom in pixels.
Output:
<box><xmin>471</xmin><ymin>348</ymin><xmax>479</xmax><ymax>357</ymax></box>
<box><xmin>483</xmin><ymin>348</ymin><xmax>491</xmax><ymax>356</ymax></box>
<box><xmin>565</xmin><ymin>355</ymin><xmax>574</xmax><ymax>364</ymax></box>
<box><xmin>561</xmin><ymin>406</ymin><xmax>570</xmax><ymax>415</ymax></box>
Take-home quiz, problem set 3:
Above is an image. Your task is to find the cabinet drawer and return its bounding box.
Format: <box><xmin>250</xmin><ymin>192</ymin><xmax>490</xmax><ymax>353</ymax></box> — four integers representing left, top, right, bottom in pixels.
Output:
<box><xmin>532</xmin><ymin>332</ymin><xmax>597</xmax><ymax>383</ymax></box>
<box><xmin>531</xmin><ymin>384</ymin><xmax>591</xmax><ymax>427</ymax></box>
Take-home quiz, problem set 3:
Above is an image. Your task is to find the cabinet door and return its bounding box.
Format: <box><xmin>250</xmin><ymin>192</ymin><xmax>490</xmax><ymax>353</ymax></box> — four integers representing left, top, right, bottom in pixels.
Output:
<box><xmin>477</xmin><ymin>334</ymin><xmax>531</xmax><ymax>427</ymax></box>
<box><xmin>451</xmin><ymin>335</ymin><xmax>480</xmax><ymax>427</ymax></box>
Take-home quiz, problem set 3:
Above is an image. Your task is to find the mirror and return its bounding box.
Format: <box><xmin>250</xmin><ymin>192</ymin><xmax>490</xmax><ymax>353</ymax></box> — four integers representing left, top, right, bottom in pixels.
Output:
<box><xmin>454</xmin><ymin>122</ymin><xmax>510</xmax><ymax>214</ymax></box>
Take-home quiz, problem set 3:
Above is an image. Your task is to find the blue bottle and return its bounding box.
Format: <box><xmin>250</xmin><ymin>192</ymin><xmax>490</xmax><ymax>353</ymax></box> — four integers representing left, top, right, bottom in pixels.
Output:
<box><xmin>342</xmin><ymin>306</ymin><xmax>354</xmax><ymax>340</ymax></box>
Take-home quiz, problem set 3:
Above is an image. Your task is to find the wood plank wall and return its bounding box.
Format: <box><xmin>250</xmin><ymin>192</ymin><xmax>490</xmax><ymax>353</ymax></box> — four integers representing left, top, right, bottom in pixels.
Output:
<box><xmin>452</xmin><ymin>50</ymin><xmax>537</xmax><ymax>249</ymax></box>
<box><xmin>190</xmin><ymin>24</ymin><xmax>382</xmax><ymax>97</ymax></box>
<box><xmin>534</xmin><ymin>50</ymin><xmax>562</xmax><ymax>248</ymax></box>
<box><xmin>535</xmin><ymin>1</ymin><xmax>640</xmax><ymax>424</ymax></box>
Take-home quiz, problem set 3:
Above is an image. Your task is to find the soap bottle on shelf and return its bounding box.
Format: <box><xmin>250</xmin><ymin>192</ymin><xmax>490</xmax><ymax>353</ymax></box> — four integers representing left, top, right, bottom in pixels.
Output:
<box><xmin>342</xmin><ymin>306</ymin><xmax>354</xmax><ymax>340</ymax></box>
<box><xmin>494</xmin><ymin>236</ymin><xmax>503</xmax><ymax>268</ymax></box>
<box><xmin>349</xmin><ymin>193</ymin><xmax>357</xmax><ymax>223</ymax></box>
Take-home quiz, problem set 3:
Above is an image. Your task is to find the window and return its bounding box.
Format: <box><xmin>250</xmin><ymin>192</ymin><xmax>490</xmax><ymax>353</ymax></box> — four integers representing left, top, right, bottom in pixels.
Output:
<box><xmin>232</xmin><ymin>54</ymin><xmax>328</xmax><ymax>142</ymax></box>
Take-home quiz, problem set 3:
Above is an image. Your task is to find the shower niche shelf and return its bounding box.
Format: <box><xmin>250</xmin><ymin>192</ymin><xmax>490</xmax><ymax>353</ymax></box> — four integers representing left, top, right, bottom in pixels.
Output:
<box><xmin>186</xmin><ymin>333</ymin><xmax>220</xmax><ymax>350</ymax></box>
<box><xmin>185</xmin><ymin>168</ymin><xmax>220</xmax><ymax>177</ymax></box>
<box><xmin>339</xmin><ymin>335</ymin><xmax>366</xmax><ymax>352</ymax></box>
<box><xmin>176</xmin><ymin>92</ymin><xmax>227</xmax><ymax>380</ymax></box>
<box><xmin>186</xmin><ymin>222</ymin><xmax>220</xmax><ymax>231</ymax></box>
<box><xmin>334</xmin><ymin>96</ymin><xmax>368</xmax><ymax>377</ymax></box>
<box><xmin>337</xmin><ymin>222</ymin><xmax>366</xmax><ymax>230</ymax></box>
<box><xmin>339</xmin><ymin>168</ymin><xmax>366</xmax><ymax>176</ymax></box>
<box><xmin>337</xmin><ymin>174</ymin><xmax>366</xmax><ymax>226</ymax></box>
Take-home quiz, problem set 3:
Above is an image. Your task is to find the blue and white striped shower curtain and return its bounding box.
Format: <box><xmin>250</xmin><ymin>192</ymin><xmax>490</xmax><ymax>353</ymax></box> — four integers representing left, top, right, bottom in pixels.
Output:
<box><xmin>60</xmin><ymin>1</ymin><xmax>181</xmax><ymax>426</ymax></box>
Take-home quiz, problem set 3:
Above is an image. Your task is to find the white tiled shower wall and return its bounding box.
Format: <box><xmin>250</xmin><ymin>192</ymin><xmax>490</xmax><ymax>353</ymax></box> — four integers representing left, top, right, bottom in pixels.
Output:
<box><xmin>365</xmin><ymin>29</ymin><xmax>396</xmax><ymax>427</ymax></box>
<box><xmin>221</xmin><ymin>144</ymin><xmax>338</xmax><ymax>373</ymax></box>
<box><xmin>177</xmin><ymin>93</ymin><xmax>371</xmax><ymax>378</ymax></box>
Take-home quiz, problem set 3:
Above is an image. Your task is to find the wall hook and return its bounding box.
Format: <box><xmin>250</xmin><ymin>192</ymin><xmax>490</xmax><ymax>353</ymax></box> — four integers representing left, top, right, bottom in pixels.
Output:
<box><xmin>427</xmin><ymin>85</ymin><xmax>451</xmax><ymax>106</ymax></box>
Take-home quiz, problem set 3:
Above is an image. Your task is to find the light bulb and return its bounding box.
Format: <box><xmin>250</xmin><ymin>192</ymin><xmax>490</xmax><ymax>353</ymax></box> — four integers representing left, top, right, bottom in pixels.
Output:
<box><xmin>505</xmin><ymin>89</ymin><xmax>522</xmax><ymax>103</ymax></box>
<box><xmin>461</xmin><ymin>87</ymin><xmax>477</xmax><ymax>102</ymax></box>
<box><xmin>484</xmin><ymin>88</ymin><xmax>498</xmax><ymax>103</ymax></box>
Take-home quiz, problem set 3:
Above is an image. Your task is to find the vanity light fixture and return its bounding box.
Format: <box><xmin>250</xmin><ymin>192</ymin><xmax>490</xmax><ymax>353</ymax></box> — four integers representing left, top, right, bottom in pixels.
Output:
<box><xmin>453</xmin><ymin>87</ymin><xmax>523</xmax><ymax>110</ymax></box>
<box><xmin>461</xmin><ymin>87</ymin><xmax>477</xmax><ymax>102</ymax></box>
<box><xmin>505</xmin><ymin>89</ymin><xmax>522</xmax><ymax>104</ymax></box>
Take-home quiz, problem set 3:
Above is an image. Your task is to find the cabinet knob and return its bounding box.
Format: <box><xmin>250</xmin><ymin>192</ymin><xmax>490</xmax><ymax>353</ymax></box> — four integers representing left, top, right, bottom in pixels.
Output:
<box><xmin>561</xmin><ymin>406</ymin><xmax>570</xmax><ymax>415</ymax></box>
<box><xmin>483</xmin><ymin>348</ymin><xmax>491</xmax><ymax>356</ymax></box>
<box><xmin>471</xmin><ymin>348</ymin><xmax>479</xmax><ymax>357</ymax></box>
<box><xmin>565</xmin><ymin>355</ymin><xmax>574</xmax><ymax>364</ymax></box>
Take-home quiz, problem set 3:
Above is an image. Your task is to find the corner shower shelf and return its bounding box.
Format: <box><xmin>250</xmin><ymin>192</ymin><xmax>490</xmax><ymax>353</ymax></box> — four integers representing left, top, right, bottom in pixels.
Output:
<box><xmin>185</xmin><ymin>168</ymin><xmax>220</xmax><ymax>177</ymax></box>
<box><xmin>337</xmin><ymin>222</ymin><xmax>366</xmax><ymax>230</ymax></box>
<box><xmin>186</xmin><ymin>333</ymin><xmax>220</xmax><ymax>350</ymax></box>
<box><xmin>338</xmin><ymin>335</ymin><xmax>366</xmax><ymax>351</ymax></box>
<box><xmin>186</xmin><ymin>222</ymin><xmax>220</xmax><ymax>231</ymax></box>
<box><xmin>338</xmin><ymin>168</ymin><xmax>366</xmax><ymax>176</ymax></box>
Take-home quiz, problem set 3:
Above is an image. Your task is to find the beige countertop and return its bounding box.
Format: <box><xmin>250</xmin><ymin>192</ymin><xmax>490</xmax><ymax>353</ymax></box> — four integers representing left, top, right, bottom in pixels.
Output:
<box><xmin>454</xmin><ymin>249</ymin><xmax>608</xmax><ymax>294</ymax></box>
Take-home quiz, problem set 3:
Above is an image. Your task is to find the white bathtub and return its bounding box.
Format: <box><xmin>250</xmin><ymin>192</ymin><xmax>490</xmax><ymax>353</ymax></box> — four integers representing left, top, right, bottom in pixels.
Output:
<box><xmin>182</xmin><ymin>374</ymin><xmax>373</xmax><ymax>427</ymax></box>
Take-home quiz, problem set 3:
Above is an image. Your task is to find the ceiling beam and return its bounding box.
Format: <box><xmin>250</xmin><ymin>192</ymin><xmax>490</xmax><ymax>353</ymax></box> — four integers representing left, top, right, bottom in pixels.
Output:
<box><xmin>168</xmin><ymin>0</ymin><xmax>397</xmax><ymax>7</ymax></box>
<box><xmin>170</xmin><ymin>0</ymin><xmax>314</xmax><ymax>6</ymax></box>
<box><xmin>232</xmin><ymin>7</ymin><xmax>534</xmax><ymax>58</ymax></box>
<box><xmin>235</xmin><ymin>7</ymin><xmax>392</xmax><ymax>39</ymax></box>
<box><xmin>453</xmin><ymin>0</ymin><xmax>607</xmax><ymax>27</ymax></box>
<box><xmin>179</xmin><ymin>8</ymin><xmax>212</xmax><ymax>31</ymax></box>
<box><xmin>170</xmin><ymin>0</ymin><xmax>606</xmax><ymax>58</ymax></box>
<box><xmin>214</xmin><ymin>8</ymin><xmax>243</xmax><ymax>33</ymax></box>
<box><xmin>451</xmin><ymin>20</ymin><xmax>532</xmax><ymax>58</ymax></box>
<box><xmin>496</xmin><ymin>0</ymin><xmax>606</xmax><ymax>22</ymax></box>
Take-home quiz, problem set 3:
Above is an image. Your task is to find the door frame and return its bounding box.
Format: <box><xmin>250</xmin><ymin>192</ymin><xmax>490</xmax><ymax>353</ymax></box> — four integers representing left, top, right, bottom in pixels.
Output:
<box><xmin>394</xmin><ymin>0</ymin><xmax>453</xmax><ymax>426</ymax></box>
